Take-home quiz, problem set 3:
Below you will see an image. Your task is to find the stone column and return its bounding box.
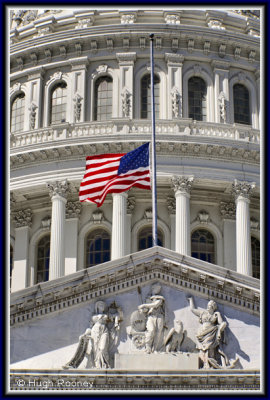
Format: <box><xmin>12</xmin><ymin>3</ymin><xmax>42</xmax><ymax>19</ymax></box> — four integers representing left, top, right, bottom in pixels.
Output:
<box><xmin>65</xmin><ymin>201</ymin><xmax>82</xmax><ymax>275</ymax></box>
<box><xmin>116</xmin><ymin>52</ymin><xmax>136</xmax><ymax>119</ymax></box>
<box><xmin>165</xmin><ymin>53</ymin><xmax>184</xmax><ymax>119</ymax></box>
<box><xmin>126</xmin><ymin>196</ymin><xmax>135</xmax><ymax>255</ymax></box>
<box><xmin>47</xmin><ymin>180</ymin><xmax>70</xmax><ymax>280</ymax></box>
<box><xmin>220</xmin><ymin>201</ymin><xmax>236</xmax><ymax>271</ymax></box>
<box><xmin>167</xmin><ymin>196</ymin><xmax>176</xmax><ymax>251</ymax></box>
<box><xmin>232</xmin><ymin>180</ymin><xmax>256</xmax><ymax>276</ymax></box>
<box><xmin>111</xmin><ymin>192</ymin><xmax>128</xmax><ymax>260</ymax></box>
<box><xmin>11</xmin><ymin>209</ymin><xmax>32</xmax><ymax>292</ymax></box>
<box><xmin>171</xmin><ymin>176</ymin><xmax>194</xmax><ymax>256</ymax></box>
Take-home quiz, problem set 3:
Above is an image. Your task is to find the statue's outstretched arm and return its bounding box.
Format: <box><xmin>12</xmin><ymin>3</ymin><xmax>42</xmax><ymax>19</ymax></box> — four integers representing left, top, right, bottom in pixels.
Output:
<box><xmin>187</xmin><ymin>296</ymin><xmax>201</xmax><ymax>317</ymax></box>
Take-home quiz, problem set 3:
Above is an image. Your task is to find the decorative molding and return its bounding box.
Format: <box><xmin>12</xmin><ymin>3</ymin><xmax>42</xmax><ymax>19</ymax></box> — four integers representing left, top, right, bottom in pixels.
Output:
<box><xmin>171</xmin><ymin>87</ymin><xmax>181</xmax><ymax>118</ymax></box>
<box><xmin>218</xmin><ymin>92</ymin><xmax>227</xmax><ymax>123</ymax></box>
<box><xmin>28</xmin><ymin>103</ymin><xmax>37</xmax><ymax>130</ymax></box>
<box><xmin>127</xmin><ymin>196</ymin><xmax>135</xmax><ymax>214</ymax></box>
<box><xmin>30</xmin><ymin>52</ymin><xmax>38</xmax><ymax>66</ymax></box>
<box><xmin>187</xmin><ymin>39</ymin><xmax>194</xmax><ymax>53</ymax></box>
<box><xmin>167</xmin><ymin>196</ymin><xmax>176</xmax><ymax>215</ymax></box>
<box><xmin>144</xmin><ymin>208</ymin><xmax>152</xmax><ymax>222</ymax></box>
<box><xmin>107</xmin><ymin>38</ymin><xmax>113</xmax><ymax>51</ymax></box>
<box><xmin>120</xmin><ymin>13</ymin><xmax>137</xmax><ymax>24</ymax></box>
<box><xmin>73</xmin><ymin>93</ymin><xmax>83</xmax><ymax>122</ymax></box>
<box><xmin>75</xmin><ymin>17</ymin><xmax>93</xmax><ymax>29</ymax></box>
<box><xmin>171</xmin><ymin>38</ymin><xmax>179</xmax><ymax>52</ymax></box>
<box><xmin>47</xmin><ymin>180</ymin><xmax>70</xmax><ymax>199</ymax></box>
<box><xmin>204</xmin><ymin>41</ymin><xmax>211</xmax><ymax>55</ymax></box>
<box><xmin>197</xmin><ymin>210</ymin><xmax>210</xmax><ymax>224</ymax></box>
<box><xmin>121</xmin><ymin>88</ymin><xmax>131</xmax><ymax>118</ymax></box>
<box><xmin>90</xmin><ymin>40</ymin><xmax>98</xmax><ymax>53</ymax></box>
<box><xmin>44</xmin><ymin>48</ymin><xmax>52</xmax><ymax>62</ymax></box>
<box><xmin>164</xmin><ymin>12</ymin><xmax>181</xmax><ymax>25</ymax></box>
<box><xmin>10</xmin><ymin>251</ymin><xmax>260</xmax><ymax>327</ymax></box>
<box><xmin>59</xmin><ymin>45</ymin><xmax>67</xmax><ymax>58</ymax></box>
<box><xmin>91</xmin><ymin>210</ymin><xmax>104</xmax><ymax>224</ymax></box>
<box><xmin>219</xmin><ymin>202</ymin><xmax>236</xmax><ymax>220</ymax></box>
<box><xmin>116</xmin><ymin>52</ymin><xmax>136</xmax><ymax>65</ymax></box>
<box><xmin>218</xmin><ymin>43</ymin><xmax>226</xmax><ymax>58</ymax></box>
<box><xmin>165</xmin><ymin>53</ymin><xmax>184</xmax><ymax>66</ymax></box>
<box><xmin>41</xmin><ymin>216</ymin><xmax>51</xmax><ymax>228</ymax></box>
<box><xmin>66</xmin><ymin>201</ymin><xmax>82</xmax><ymax>219</ymax></box>
<box><xmin>232</xmin><ymin>180</ymin><xmax>256</xmax><ymax>200</ymax></box>
<box><xmin>9</xmin><ymin>370</ymin><xmax>260</xmax><ymax>391</ymax></box>
<box><xmin>193</xmin><ymin>64</ymin><xmax>201</xmax><ymax>76</ymax></box>
<box><xmin>171</xmin><ymin>176</ymin><xmax>194</xmax><ymax>194</ymax></box>
<box><xmin>14</xmin><ymin>209</ymin><xmax>32</xmax><ymax>228</ymax></box>
<box><xmin>234</xmin><ymin>46</ymin><xmax>241</xmax><ymax>60</ymax></box>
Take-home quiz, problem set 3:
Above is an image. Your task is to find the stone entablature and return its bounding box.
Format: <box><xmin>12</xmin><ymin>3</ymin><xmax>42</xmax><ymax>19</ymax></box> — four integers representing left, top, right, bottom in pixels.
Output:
<box><xmin>9</xmin><ymin>369</ymin><xmax>260</xmax><ymax>391</ymax></box>
<box><xmin>10</xmin><ymin>247</ymin><xmax>260</xmax><ymax>327</ymax></box>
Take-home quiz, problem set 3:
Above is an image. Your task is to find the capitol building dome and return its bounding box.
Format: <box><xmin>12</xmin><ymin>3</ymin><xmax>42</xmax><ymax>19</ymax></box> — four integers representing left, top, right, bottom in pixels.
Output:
<box><xmin>9</xmin><ymin>7</ymin><xmax>262</xmax><ymax>392</ymax></box>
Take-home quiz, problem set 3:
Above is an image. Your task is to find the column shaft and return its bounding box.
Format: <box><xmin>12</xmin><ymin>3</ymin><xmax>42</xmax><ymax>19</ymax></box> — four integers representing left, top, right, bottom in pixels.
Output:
<box><xmin>111</xmin><ymin>193</ymin><xmax>127</xmax><ymax>260</ymax></box>
<box><xmin>236</xmin><ymin>196</ymin><xmax>252</xmax><ymax>275</ymax></box>
<box><xmin>49</xmin><ymin>194</ymin><xmax>67</xmax><ymax>280</ymax></box>
<box><xmin>175</xmin><ymin>191</ymin><xmax>191</xmax><ymax>255</ymax></box>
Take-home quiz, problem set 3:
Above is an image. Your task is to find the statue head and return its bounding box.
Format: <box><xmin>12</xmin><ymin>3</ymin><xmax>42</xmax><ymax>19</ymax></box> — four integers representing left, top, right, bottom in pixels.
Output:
<box><xmin>207</xmin><ymin>300</ymin><xmax>217</xmax><ymax>314</ymax></box>
<box><xmin>151</xmin><ymin>283</ymin><xmax>162</xmax><ymax>295</ymax></box>
<box><xmin>95</xmin><ymin>301</ymin><xmax>106</xmax><ymax>314</ymax></box>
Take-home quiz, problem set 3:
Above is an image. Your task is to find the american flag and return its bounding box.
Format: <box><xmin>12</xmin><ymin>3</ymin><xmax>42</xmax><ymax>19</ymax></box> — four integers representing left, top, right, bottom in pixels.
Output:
<box><xmin>79</xmin><ymin>143</ymin><xmax>151</xmax><ymax>207</ymax></box>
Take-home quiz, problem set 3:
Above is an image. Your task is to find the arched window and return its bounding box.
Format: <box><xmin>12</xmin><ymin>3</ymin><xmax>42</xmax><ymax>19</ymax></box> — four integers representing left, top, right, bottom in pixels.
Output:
<box><xmin>138</xmin><ymin>227</ymin><xmax>163</xmax><ymax>251</ymax></box>
<box><xmin>251</xmin><ymin>236</ymin><xmax>260</xmax><ymax>279</ymax></box>
<box><xmin>10</xmin><ymin>245</ymin><xmax>13</xmax><ymax>287</ymax></box>
<box><xmin>11</xmin><ymin>93</ymin><xmax>25</xmax><ymax>133</ymax></box>
<box><xmin>233</xmin><ymin>84</ymin><xmax>250</xmax><ymax>125</ymax></box>
<box><xmin>85</xmin><ymin>229</ymin><xmax>111</xmax><ymax>268</ymax></box>
<box><xmin>191</xmin><ymin>229</ymin><xmax>215</xmax><ymax>264</ymax></box>
<box><xmin>188</xmin><ymin>77</ymin><xmax>207</xmax><ymax>121</ymax></box>
<box><xmin>50</xmin><ymin>82</ymin><xmax>67</xmax><ymax>125</ymax></box>
<box><xmin>141</xmin><ymin>74</ymin><xmax>160</xmax><ymax>119</ymax></box>
<box><xmin>94</xmin><ymin>76</ymin><xmax>113</xmax><ymax>121</ymax></box>
<box><xmin>36</xmin><ymin>235</ymin><xmax>50</xmax><ymax>284</ymax></box>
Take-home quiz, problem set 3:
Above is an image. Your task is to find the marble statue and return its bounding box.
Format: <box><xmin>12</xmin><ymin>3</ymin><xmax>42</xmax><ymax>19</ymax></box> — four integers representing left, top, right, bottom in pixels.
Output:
<box><xmin>127</xmin><ymin>283</ymin><xmax>167</xmax><ymax>353</ymax></box>
<box><xmin>187</xmin><ymin>296</ymin><xmax>238</xmax><ymax>369</ymax></box>
<box><xmin>138</xmin><ymin>283</ymin><xmax>166</xmax><ymax>353</ymax></box>
<box><xmin>164</xmin><ymin>320</ymin><xmax>185</xmax><ymax>352</ymax></box>
<box><xmin>63</xmin><ymin>301</ymin><xmax>122</xmax><ymax>369</ymax></box>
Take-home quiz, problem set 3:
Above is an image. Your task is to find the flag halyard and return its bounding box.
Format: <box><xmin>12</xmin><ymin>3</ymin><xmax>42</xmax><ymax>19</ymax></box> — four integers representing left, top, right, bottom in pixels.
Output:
<box><xmin>79</xmin><ymin>143</ymin><xmax>151</xmax><ymax>207</ymax></box>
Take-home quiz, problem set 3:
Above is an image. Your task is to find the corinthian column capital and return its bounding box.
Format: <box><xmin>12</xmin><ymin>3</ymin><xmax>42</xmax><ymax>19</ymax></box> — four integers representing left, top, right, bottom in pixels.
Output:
<box><xmin>47</xmin><ymin>180</ymin><xmax>70</xmax><ymax>200</ymax></box>
<box><xmin>232</xmin><ymin>180</ymin><xmax>256</xmax><ymax>200</ymax></box>
<box><xmin>171</xmin><ymin>176</ymin><xmax>194</xmax><ymax>194</ymax></box>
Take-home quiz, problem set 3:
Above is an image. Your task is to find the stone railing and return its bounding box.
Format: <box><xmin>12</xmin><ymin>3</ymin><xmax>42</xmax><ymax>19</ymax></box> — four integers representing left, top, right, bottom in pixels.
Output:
<box><xmin>10</xmin><ymin>120</ymin><xmax>260</xmax><ymax>149</ymax></box>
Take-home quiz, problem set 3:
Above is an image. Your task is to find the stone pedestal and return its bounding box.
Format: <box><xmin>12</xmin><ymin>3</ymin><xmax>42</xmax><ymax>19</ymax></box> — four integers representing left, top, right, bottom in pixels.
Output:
<box><xmin>115</xmin><ymin>353</ymin><xmax>199</xmax><ymax>370</ymax></box>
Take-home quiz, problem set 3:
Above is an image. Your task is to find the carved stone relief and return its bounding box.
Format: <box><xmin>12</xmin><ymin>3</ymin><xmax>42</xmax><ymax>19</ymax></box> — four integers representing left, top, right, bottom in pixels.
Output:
<box><xmin>121</xmin><ymin>88</ymin><xmax>131</xmax><ymax>118</ymax></box>
<box><xmin>14</xmin><ymin>209</ymin><xmax>32</xmax><ymax>228</ymax></box>
<box><xmin>218</xmin><ymin>91</ymin><xmax>227</xmax><ymax>122</ymax></box>
<box><xmin>73</xmin><ymin>93</ymin><xmax>82</xmax><ymax>122</ymax></box>
<box><xmin>29</xmin><ymin>103</ymin><xmax>37</xmax><ymax>130</ymax></box>
<box><xmin>171</xmin><ymin>87</ymin><xmax>181</xmax><ymax>118</ymax></box>
<box><xmin>63</xmin><ymin>300</ymin><xmax>123</xmax><ymax>369</ymax></box>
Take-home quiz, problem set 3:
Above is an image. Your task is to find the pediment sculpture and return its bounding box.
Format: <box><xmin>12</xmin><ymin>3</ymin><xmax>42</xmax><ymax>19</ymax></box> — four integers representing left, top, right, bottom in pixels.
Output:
<box><xmin>63</xmin><ymin>300</ymin><xmax>123</xmax><ymax>369</ymax></box>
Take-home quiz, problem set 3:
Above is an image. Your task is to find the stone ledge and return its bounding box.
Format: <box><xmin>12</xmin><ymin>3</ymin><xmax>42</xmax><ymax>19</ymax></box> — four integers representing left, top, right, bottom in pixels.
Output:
<box><xmin>115</xmin><ymin>352</ymin><xmax>198</xmax><ymax>370</ymax></box>
<box><xmin>9</xmin><ymin>369</ymin><xmax>261</xmax><ymax>391</ymax></box>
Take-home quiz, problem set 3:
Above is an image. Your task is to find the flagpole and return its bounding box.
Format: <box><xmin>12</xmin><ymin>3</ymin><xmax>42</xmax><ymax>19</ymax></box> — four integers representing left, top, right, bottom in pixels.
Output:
<box><xmin>149</xmin><ymin>33</ymin><xmax>158</xmax><ymax>247</ymax></box>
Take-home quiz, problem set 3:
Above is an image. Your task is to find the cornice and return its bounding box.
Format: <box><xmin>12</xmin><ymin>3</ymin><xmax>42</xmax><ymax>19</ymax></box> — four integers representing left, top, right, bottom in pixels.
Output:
<box><xmin>10</xmin><ymin>25</ymin><xmax>259</xmax><ymax>74</ymax></box>
<box><xmin>10</xmin><ymin>131</ymin><xmax>260</xmax><ymax>172</ymax></box>
<box><xmin>9</xmin><ymin>369</ymin><xmax>260</xmax><ymax>391</ymax></box>
<box><xmin>10</xmin><ymin>247</ymin><xmax>260</xmax><ymax>327</ymax></box>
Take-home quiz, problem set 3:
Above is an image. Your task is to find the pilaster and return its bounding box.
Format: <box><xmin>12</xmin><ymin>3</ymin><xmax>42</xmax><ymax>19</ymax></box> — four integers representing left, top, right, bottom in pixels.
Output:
<box><xmin>116</xmin><ymin>52</ymin><xmax>136</xmax><ymax>119</ymax></box>
<box><xmin>65</xmin><ymin>201</ymin><xmax>82</xmax><ymax>275</ymax></box>
<box><xmin>126</xmin><ymin>196</ymin><xmax>135</xmax><ymax>255</ymax></box>
<box><xmin>11</xmin><ymin>208</ymin><xmax>32</xmax><ymax>292</ymax></box>
<box><xmin>70</xmin><ymin>58</ymin><xmax>89</xmax><ymax>123</ymax></box>
<box><xmin>211</xmin><ymin>60</ymin><xmax>230</xmax><ymax>124</ymax></box>
<box><xmin>27</xmin><ymin>68</ymin><xmax>45</xmax><ymax>129</ymax></box>
<box><xmin>220</xmin><ymin>201</ymin><xmax>236</xmax><ymax>271</ymax></box>
<box><xmin>165</xmin><ymin>53</ymin><xmax>184</xmax><ymax>119</ymax></box>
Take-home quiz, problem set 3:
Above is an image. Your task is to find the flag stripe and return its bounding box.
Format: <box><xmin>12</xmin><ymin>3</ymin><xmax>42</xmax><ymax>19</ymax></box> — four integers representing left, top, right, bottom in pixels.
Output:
<box><xmin>79</xmin><ymin>144</ymin><xmax>151</xmax><ymax>207</ymax></box>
